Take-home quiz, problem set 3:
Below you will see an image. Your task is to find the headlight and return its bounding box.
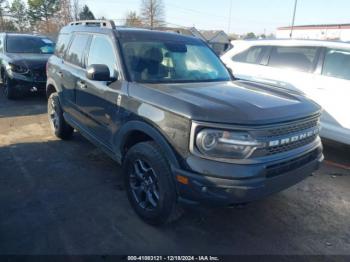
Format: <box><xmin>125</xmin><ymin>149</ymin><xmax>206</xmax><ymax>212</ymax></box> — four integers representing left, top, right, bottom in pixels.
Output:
<box><xmin>7</xmin><ymin>63</ymin><xmax>29</xmax><ymax>74</ymax></box>
<box><xmin>195</xmin><ymin>129</ymin><xmax>263</xmax><ymax>159</ymax></box>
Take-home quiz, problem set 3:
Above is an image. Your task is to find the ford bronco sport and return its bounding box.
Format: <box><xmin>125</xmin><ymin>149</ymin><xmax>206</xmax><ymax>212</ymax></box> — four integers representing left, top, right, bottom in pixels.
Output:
<box><xmin>46</xmin><ymin>20</ymin><xmax>324</xmax><ymax>225</ymax></box>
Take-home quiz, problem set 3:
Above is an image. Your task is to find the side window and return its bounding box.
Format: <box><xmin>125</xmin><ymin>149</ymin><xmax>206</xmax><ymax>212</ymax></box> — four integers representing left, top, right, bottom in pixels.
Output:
<box><xmin>55</xmin><ymin>33</ymin><xmax>71</xmax><ymax>58</ymax></box>
<box><xmin>0</xmin><ymin>34</ymin><xmax>4</xmax><ymax>53</ymax></box>
<box><xmin>268</xmin><ymin>46</ymin><xmax>318</xmax><ymax>72</ymax></box>
<box><xmin>322</xmin><ymin>49</ymin><xmax>350</xmax><ymax>80</ymax></box>
<box><xmin>232</xmin><ymin>46</ymin><xmax>265</xmax><ymax>64</ymax></box>
<box><xmin>65</xmin><ymin>34</ymin><xmax>90</xmax><ymax>67</ymax></box>
<box><xmin>87</xmin><ymin>35</ymin><xmax>117</xmax><ymax>77</ymax></box>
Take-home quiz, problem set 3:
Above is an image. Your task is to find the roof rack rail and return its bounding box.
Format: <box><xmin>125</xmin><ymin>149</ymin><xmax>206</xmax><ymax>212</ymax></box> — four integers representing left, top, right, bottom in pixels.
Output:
<box><xmin>69</xmin><ymin>20</ymin><xmax>116</xmax><ymax>29</ymax></box>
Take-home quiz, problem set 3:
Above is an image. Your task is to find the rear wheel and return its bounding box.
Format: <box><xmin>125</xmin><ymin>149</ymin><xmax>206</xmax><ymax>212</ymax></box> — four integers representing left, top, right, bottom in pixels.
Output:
<box><xmin>48</xmin><ymin>92</ymin><xmax>74</xmax><ymax>140</ymax></box>
<box><xmin>3</xmin><ymin>73</ymin><xmax>16</xmax><ymax>100</ymax></box>
<box><xmin>123</xmin><ymin>142</ymin><xmax>183</xmax><ymax>225</ymax></box>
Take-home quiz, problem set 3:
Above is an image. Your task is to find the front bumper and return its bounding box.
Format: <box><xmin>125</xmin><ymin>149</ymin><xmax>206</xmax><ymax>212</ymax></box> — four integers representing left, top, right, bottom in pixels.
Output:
<box><xmin>8</xmin><ymin>72</ymin><xmax>46</xmax><ymax>92</ymax></box>
<box><xmin>174</xmin><ymin>144</ymin><xmax>323</xmax><ymax>206</ymax></box>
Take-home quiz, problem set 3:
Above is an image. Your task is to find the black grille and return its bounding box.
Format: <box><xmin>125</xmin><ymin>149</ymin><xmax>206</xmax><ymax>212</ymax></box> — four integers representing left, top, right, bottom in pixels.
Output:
<box><xmin>255</xmin><ymin>135</ymin><xmax>318</xmax><ymax>157</ymax></box>
<box><xmin>266</xmin><ymin>149</ymin><xmax>319</xmax><ymax>178</ymax></box>
<box><xmin>32</xmin><ymin>68</ymin><xmax>47</xmax><ymax>82</ymax></box>
<box><xmin>251</xmin><ymin>116</ymin><xmax>320</xmax><ymax>157</ymax></box>
<box><xmin>265</xmin><ymin>118</ymin><xmax>319</xmax><ymax>138</ymax></box>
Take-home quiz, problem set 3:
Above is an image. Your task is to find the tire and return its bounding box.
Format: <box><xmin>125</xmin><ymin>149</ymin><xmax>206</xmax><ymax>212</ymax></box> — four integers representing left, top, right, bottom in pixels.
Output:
<box><xmin>3</xmin><ymin>73</ymin><xmax>16</xmax><ymax>100</ymax></box>
<box><xmin>123</xmin><ymin>142</ymin><xmax>183</xmax><ymax>225</ymax></box>
<box><xmin>48</xmin><ymin>92</ymin><xmax>74</xmax><ymax>140</ymax></box>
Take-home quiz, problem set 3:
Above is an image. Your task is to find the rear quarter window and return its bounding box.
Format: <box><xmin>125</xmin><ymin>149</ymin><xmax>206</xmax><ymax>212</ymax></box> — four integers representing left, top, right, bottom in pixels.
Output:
<box><xmin>65</xmin><ymin>34</ymin><xmax>90</xmax><ymax>67</ymax></box>
<box><xmin>55</xmin><ymin>33</ymin><xmax>71</xmax><ymax>58</ymax></box>
<box><xmin>0</xmin><ymin>34</ymin><xmax>4</xmax><ymax>53</ymax></box>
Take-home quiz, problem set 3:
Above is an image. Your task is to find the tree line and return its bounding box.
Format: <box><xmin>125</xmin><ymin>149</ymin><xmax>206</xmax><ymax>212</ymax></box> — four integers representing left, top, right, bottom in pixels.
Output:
<box><xmin>0</xmin><ymin>0</ymin><xmax>166</xmax><ymax>34</ymax></box>
<box><xmin>0</xmin><ymin>0</ymin><xmax>165</xmax><ymax>34</ymax></box>
<box><xmin>0</xmin><ymin>0</ymin><xmax>265</xmax><ymax>39</ymax></box>
<box><xmin>0</xmin><ymin>0</ymin><xmax>96</xmax><ymax>34</ymax></box>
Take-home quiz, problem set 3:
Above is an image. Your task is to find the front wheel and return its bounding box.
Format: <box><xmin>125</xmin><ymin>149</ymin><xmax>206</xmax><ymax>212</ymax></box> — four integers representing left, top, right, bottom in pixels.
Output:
<box><xmin>3</xmin><ymin>73</ymin><xmax>16</xmax><ymax>100</ymax></box>
<box><xmin>48</xmin><ymin>92</ymin><xmax>74</xmax><ymax>140</ymax></box>
<box><xmin>123</xmin><ymin>142</ymin><xmax>183</xmax><ymax>225</ymax></box>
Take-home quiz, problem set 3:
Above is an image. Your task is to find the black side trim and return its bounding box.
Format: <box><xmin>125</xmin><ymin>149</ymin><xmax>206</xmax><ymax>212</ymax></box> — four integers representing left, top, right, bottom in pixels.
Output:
<box><xmin>63</xmin><ymin>113</ymin><xmax>120</xmax><ymax>163</ymax></box>
<box><xmin>113</xmin><ymin>120</ymin><xmax>181</xmax><ymax>169</ymax></box>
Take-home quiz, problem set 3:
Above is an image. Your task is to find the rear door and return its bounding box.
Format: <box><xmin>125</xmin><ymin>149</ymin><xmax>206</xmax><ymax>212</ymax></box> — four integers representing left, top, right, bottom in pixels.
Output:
<box><xmin>0</xmin><ymin>34</ymin><xmax>5</xmax><ymax>81</ymax></box>
<box><xmin>62</xmin><ymin>33</ymin><xmax>91</xmax><ymax>123</ymax></box>
<box><xmin>76</xmin><ymin>34</ymin><xmax>125</xmax><ymax>147</ymax></box>
<box><xmin>311</xmin><ymin>47</ymin><xmax>350</xmax><ymax>144</ymax></box>
<box><xmin>251</xmin><ymin>46</ymin><xmax>321</xmax><ymax>94</ymax></box>
<box><xmin>50</xmin><ymin>33</ymin><xmax>73</xmax><ymax>110</ymax></box>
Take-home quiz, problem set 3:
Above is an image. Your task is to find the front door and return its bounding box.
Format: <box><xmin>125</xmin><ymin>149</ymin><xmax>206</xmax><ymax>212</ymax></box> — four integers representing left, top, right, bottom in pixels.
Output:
<box><xmin>76</xmin><ymin>34</ymin><xmax>126</xmax><ymax>148</ymax></box>
<box><xmin>230</xmin><ymin>45</ymin><xmax>268</xmax><ymax>82</ymax></box>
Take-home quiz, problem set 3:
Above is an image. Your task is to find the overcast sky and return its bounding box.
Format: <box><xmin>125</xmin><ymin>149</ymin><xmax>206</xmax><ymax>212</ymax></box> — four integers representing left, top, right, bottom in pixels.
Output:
<box><xmin>79</xmin><ymin>0</ymin><xmax>350</xmax><ymax>35</ymax></box>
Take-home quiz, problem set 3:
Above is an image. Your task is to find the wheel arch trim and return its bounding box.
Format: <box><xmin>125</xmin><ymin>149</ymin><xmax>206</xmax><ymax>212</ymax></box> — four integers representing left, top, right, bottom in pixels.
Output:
<box><xmin>46</xmin><ymin>78</ymin><xmax>60</xmax><ymax>96</ymax></box>
<box><xmin>114</xmin><ymin>120</ymin><xmax>181</xmax><ymax>169</ymax></box>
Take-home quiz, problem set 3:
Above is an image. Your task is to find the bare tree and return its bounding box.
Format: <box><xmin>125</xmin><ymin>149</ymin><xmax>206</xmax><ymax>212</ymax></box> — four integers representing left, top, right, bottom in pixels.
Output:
<box><xmin>57</xmin><ymin>0</ymin><xmax>73</xmax><ymax>26</ymax></box>
<box><xmin>140</xmin><ymin>0</ymin><xmax>165</xmax><ymax>28</ymax></box>
<box><xmin>124</xmin><ymin>11</ymin><xmax>143</xmax><ymax>27</ymax></box>
<box><xmin>71</xmin><ymin>0</ymin><xmax>80</xmax><ymax>21</ymax></box>
<box><xmin>0</xmin><ymin>0</ymin><xmax>8</xmax><ymax>31</ymax></box>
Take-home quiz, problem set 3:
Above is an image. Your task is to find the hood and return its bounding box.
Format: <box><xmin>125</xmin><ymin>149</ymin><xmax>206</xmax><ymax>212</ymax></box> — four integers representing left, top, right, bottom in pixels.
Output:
<box><xmin>131</xmin><ymin>80</ymin><xmax>321</xmax><ymax>125</ymax></box>
<box><xmin>7</xmin><ymin>53</ymin><xmax>51</xmax><ymax>69</ymax></box>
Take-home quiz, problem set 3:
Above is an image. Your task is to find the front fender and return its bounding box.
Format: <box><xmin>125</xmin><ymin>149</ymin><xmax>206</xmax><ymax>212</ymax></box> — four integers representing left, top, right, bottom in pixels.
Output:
<box><xmin>46</xmin><ymin>77</ymin><xmax>60</xmax><ymax>93</ymax></box>
<box><xmin>113</xmin><ymin>120</ymin><xmax>182</xmax><ymax>170</ymax></box>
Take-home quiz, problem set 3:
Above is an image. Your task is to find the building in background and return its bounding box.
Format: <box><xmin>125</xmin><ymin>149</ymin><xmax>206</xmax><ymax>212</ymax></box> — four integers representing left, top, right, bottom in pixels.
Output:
<box><xmin>276</xmin><ymin>24</ymin><xmax>350</xmax><ymax>41</ymax></box>
<box><xmin>199</xmin><ymin>30</ymin><xmax>231</xmax><ymax>55</ymax></box>
<box><xmin>156</xmin><ymin>27</ymin><xmax>231</xmax><ymax>55</ymax></box>
<box><xmin>155</xmin><ymin>26</ymin><xmax>205</xmax><ymax>40</ymax></box>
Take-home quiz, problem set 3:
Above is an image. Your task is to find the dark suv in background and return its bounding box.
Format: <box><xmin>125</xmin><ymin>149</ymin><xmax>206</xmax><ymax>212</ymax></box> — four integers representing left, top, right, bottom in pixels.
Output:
<box><xmin>0</xmin><ymin>33</ymin><xmax>55</xmax><ymax>99</ymax></box>
<box><xmin>46</xmin><ymin>20</ymin><xmax>323</xmax><ymax>225</ymax></box>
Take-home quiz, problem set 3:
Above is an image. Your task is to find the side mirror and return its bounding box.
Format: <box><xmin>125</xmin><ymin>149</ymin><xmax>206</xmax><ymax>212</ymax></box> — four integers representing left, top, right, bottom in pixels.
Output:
<box><xmin>86</xmin><ymin>64</ymin><xmax>111</xmax><ymax>81</ymax></box>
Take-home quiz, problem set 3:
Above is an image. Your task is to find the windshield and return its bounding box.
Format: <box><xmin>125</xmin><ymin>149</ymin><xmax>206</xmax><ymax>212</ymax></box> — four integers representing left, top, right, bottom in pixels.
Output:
<box><xmin>6</xmin><ymin>35</ymin><xmax>55</xmax><ymax>54</ymax></box>
<box><xmin>120</xmin><ymin>39</ymin><xmax>231</xmax><ymax>83</ymax></box>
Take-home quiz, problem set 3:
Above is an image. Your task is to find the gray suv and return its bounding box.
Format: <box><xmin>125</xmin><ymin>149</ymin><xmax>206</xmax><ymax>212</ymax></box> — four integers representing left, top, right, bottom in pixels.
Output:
<box><xmin>46</xmin><ymin>20</ymin><xmax>323</xmax><ymax>225</ymax></box>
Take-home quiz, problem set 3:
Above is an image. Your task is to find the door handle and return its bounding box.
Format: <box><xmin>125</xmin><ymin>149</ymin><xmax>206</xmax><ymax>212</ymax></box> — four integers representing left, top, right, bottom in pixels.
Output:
<box><xmin>58</xmin><ymin>71</ymin><xmax>63</xmax><ymax>78</ymax></box>
<box><xmin>77</xmin><ymin>80</ymin><xmax>87</xmax><ymax>89</ymax></box>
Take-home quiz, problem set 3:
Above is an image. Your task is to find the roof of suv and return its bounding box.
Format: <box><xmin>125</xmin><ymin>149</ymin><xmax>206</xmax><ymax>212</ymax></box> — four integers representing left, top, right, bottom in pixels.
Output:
<box><xmin>231</xmin><ymin>39</ymin><xmax>350</xmax><ymax>49</ymax></box>
<box><xmin>60</xmin><ymin>20</ymin><xmax>201</xmax><ymax>42</ymax></box>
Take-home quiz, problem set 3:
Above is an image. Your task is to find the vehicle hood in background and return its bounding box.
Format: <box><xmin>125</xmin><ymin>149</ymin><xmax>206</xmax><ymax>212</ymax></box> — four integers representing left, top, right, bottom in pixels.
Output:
<box><xmin>7</xmin><ymin>53</ymin><xmax>51</xmax><ymax>69</ymax></box>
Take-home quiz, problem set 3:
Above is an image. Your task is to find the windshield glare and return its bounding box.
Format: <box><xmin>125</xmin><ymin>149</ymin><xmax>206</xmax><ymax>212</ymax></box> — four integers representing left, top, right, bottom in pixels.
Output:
<box><xmin>6</xmin><ymin>36</ymin><xmax>55</xmax><ymax>54</ymax></box>
<box><xmin>121</xmin><ymin>40</ymin><xmax>231</xmax><ymax>83</ymax></box>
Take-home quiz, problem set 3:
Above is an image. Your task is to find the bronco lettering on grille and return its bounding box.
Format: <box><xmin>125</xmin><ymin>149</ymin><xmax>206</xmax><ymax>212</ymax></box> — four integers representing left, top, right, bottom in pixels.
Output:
<box><xmin>268</xmin><ymin>127</ymin><xmax>319</xmax><ymax>148</ymax></box>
